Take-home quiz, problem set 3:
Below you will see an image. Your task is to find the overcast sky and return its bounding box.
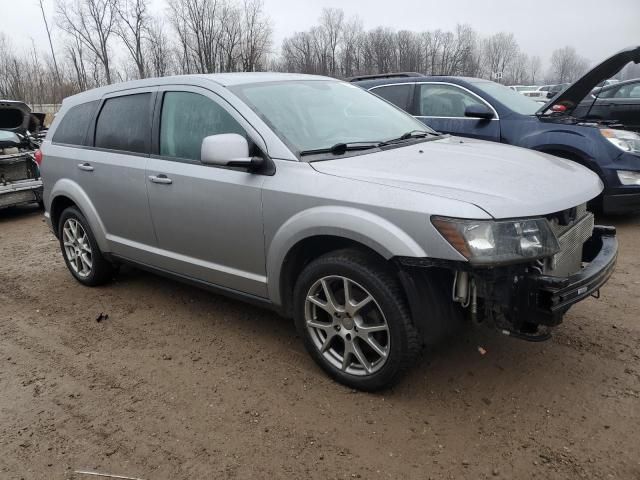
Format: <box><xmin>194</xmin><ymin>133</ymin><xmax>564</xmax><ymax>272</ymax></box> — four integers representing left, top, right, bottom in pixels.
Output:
<box><xmin>2</xmin><ymin>0</ymin><xmax>639</xmax><ymax>69</ymax></box>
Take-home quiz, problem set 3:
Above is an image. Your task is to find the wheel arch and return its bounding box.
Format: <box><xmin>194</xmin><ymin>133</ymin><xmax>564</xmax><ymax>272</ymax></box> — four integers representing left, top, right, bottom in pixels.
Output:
<box><xmin>49</xmin><ymin>179</ymin><xmax>109</xmax><ymax>252</ymax></box>
<box><xmin>266</xmin><ymin>206</ymin><xmax>427</xmax><ymax>314</ymax></box>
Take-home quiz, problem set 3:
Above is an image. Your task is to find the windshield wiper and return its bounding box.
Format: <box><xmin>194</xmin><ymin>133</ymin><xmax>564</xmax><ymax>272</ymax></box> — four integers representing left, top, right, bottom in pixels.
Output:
<box><xmin>299</xmin><ymin>141</ymin><xmax>384</xmax><ymax>156</ymax></box>
<box><xmin>385</xmin><ymin>130</ymin><xmax>440</xmax><ymax>144</ymax></box>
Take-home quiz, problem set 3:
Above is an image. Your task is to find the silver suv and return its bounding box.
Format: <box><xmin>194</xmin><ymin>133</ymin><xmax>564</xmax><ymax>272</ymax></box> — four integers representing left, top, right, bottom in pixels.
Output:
<box><xmin>41</xmin><ymin>73</ymin><xmax>617</xmax><ymax>390</ymax></box>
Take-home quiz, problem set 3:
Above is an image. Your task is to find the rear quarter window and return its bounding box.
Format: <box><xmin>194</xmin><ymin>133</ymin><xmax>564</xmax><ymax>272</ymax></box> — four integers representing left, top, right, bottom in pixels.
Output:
<box><xmin>95</xmin><ymin>93</ymin><xmax>152</xmax><ymax>154</ymax></box>
<box><xmin>371</xmin><ymin>84</ymin><xmax>413</xmax><ymax>111</ymax></box>
<box><xmin>52</xmin><ymin>101</ymin><xmax>99</xmax><ymax>146</ymax></box>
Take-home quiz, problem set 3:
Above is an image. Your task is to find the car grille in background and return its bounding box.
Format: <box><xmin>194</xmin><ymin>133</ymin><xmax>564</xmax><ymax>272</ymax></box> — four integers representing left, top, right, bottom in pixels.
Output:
<box><xmin>545</xmin><ymin>203</ymin><xmax>593</xmax><ymax>277</ymax></box>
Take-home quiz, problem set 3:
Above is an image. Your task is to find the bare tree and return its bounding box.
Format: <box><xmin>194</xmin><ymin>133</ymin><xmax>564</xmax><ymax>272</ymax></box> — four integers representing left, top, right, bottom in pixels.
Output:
<box><xmin>319</xmin><ymin>8</ymin><xmax>343</xmax><ymax>76</ymax></box>
<box><xmin>240</xmin><ymin>0</ymin><xmax>272</xmax><ymax>71</ymax></box>
<box><xmin>146</xmin><ymin>18</ymin><xmax>172</xmax><ymax>77</ymax></box>
<box><xmin>482</xmin><ymin>32</ymin><xmax>519</xmax><ymax>83</ymax></box>
<box><xmin>115</xmin><ymin>0</ymin><xmax>148</xmax><ymax>79</ymax></box>
<box><xmin>57</xmin><ymin>0</ymin><xmax>119</xmax><ymax>84</ymax></box>
<box><xmin>529</xmin><ymin>55</ymin><xmax>542</xmax><ymax>83</ymax></box>
<box><xmin>549</xmin><ymin>46</ymin><xmax>589</xmax><ymax>83</ymax></box>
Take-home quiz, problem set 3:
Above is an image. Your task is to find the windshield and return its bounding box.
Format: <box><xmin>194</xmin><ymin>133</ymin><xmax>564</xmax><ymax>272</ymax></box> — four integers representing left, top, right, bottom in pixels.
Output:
<box><xmin>473</xmin><ymin>81</ymin><xmax>541</xmax><ymax>115</ymax></box>
<box><xmin>230</xmin><ymin>80</ymin><xmax>434</xmax><ymax>155</ymax></box>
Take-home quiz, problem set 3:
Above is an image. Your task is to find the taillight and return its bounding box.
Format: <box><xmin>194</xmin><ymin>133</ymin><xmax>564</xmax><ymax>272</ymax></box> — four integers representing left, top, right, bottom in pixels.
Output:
<box><xmin>34</xmin><ymin>149</ymin><xmax>43</xmax><ymax>165</ymax></box>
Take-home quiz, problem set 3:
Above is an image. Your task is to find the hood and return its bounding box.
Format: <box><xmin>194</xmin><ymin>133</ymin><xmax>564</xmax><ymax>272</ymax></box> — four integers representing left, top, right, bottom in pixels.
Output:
<box><xmin>537</xmin><ymin>45</ymin><xmax>640</xmax><ymax>115</ymax></box>
<box><xmin>0</xmin><ymin>100</ymin><xmax>31</xmax><ymax>134</ymax></box>
<box><xmin>311</xmin><ymin>137</ymin><xmax>603</xmax><ymax>219</ymax></box>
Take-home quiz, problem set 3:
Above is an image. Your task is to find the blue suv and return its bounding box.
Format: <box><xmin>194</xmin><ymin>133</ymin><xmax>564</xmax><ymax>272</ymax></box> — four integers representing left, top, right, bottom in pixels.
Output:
<box><xmin>353</xmin><ymin>46</ymin><xmax>640</xmax><ymax>214</ymax></box>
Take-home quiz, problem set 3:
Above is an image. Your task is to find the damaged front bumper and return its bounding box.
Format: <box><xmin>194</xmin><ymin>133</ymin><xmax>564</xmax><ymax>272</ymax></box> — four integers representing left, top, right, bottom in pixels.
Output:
<box><xmin>396</xmin><ymin>225</ymin><xmax>618</xmax><ymax>343</ymax></box>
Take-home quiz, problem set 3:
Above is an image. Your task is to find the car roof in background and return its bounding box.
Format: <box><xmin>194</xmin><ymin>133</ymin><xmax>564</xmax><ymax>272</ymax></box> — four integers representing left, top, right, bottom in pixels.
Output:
<box><xmin>598</xmin><ymin>77</ymin><xmax>640</xmax><ymax>91</ymax></box>
<box><xmin>353</xmin><ymin>75</ymin><xmax>487</xmax><ymax>89</ymax></box>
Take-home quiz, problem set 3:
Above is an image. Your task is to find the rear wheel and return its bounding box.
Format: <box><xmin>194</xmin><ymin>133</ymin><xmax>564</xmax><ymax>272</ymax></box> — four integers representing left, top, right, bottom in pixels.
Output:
<box><xmin>294</xmin><ymin>249</ymin><xmax>419</xmax><ymax>391</ymax></box>
<box><xmin>58</xmin><ymin>207</ymin><xmax>114</xmax><ymax>286</ymax></box>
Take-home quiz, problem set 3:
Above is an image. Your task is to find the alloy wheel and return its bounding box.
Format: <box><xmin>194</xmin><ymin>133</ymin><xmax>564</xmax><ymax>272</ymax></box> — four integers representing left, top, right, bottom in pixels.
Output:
<box><xmin>305</xmin><ymin>275</ymin><xmax>390</xmax><ymax>376</ymax></box>
<box><xmin>62</xmin><ymin>218</ymin><xmax>93</xmax><ymax>278</ymax></box>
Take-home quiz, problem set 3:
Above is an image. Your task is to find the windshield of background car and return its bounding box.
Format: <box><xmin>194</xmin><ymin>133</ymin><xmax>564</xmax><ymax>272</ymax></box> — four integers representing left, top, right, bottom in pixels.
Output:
<box><xmin>230</xmin><ymin>80</ymin><xmax>435</xmax><ymax>155</ymax></box>
<box><xmin>472</xmin><ymin>81</ymin><xmax>541</xmax><ymax>115</ymax></box>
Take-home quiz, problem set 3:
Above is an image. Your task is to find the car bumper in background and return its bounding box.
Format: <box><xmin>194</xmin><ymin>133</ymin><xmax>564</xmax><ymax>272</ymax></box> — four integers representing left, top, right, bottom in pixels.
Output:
<box><xmin>0</xmin><ymin>178</ymin><xmax>43</xmax><ymax>208</ymax></box>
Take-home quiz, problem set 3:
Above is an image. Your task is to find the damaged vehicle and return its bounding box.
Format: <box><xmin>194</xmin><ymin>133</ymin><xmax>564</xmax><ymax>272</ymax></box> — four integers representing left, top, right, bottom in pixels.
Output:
<box><xmin>42</xmin><ymin>73</ymin><xmax>616</xmax><ymax>391</ymax></box>
<box><xmin>0</xmin><ymin>100</ymin><xmax>45</xmax><ymax>209</ymax></box>
<box><xmin>355</xmin><ymin>46</ymin><xmax>640</xmax><ymax>213</ymax></box>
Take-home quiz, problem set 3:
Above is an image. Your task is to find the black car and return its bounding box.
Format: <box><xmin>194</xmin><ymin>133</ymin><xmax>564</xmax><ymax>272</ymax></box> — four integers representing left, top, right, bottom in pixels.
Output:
<box><xmin>352</xmin><ymin>46</ymin><xmax>640</xmax><ymax>214</ymax></box>
<box><xmin>573</xmin><ymin>78</ymin><xmax>640</xmax><ymax>132</ymax></box>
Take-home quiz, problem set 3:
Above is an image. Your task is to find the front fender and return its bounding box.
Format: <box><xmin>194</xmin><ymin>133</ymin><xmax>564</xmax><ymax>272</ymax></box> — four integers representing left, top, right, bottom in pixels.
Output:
<box><xmin>266</xmin><ymin>206</ymin><xmax>426</xmax><ymax>306</ymax></box>
<box><xmin>50</xmin><ymin>178</ymin><xmax>109</xmax><ymax>252</ymax></box>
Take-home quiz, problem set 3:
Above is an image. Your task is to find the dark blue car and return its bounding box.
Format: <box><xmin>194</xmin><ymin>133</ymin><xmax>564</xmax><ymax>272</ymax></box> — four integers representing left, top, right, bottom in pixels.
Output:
<box><xmin>353</xmin><ymin>46</ymin><xmax>640</xmax><ymax>214</ymax></box>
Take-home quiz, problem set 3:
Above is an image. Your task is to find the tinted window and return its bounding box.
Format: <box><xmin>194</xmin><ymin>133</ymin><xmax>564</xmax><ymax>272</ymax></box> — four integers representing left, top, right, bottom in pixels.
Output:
<box><xmin>372</xmin><ymin>84</ymin><xmax>413</xmax><ymax>110</ymax></box>
<box><xmin>160</xmin><ymin>92</ymin><xmax>245</xmax><ymax>161</ymax></box>
<box><xmin>95</xmin><ymin>94</ymin><xmax>151</xmax><ymax>154</ymax></box>
<box><xmin>52</xmin><ymin>101</ymin><xmax>98</xmax><ymax>145</ymax></box>
<box><xmin>418</xmin><ymin>84</ymin><xmax>487</xmax><ymax>117</ymax></box>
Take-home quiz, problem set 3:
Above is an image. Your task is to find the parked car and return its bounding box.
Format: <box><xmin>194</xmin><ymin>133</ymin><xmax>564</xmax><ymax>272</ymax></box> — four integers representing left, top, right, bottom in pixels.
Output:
<box><xmin>42</xmin><ymin>73</ymin><xmax>617</xmax><ymax>391</ymax></box>
<box><xmin>0</xmin><ymin>100</ymin><xmax>45</xmax><ymax>209</ymax></box>
<box><xmin>509</xmin><ymin>85</ymin><xmax>546</xmax><ymax>102</ymax></box>
<box><xmin>354</xmin><ymin>46</ymin><xmax>640</xmax><ymax>214</ymax></box>
<box><xmin>546</xmin><ymin>83</ymin><xmax>571</xmax><ymax>99</ymax></box>
<box><xmin>573</xmin><ymin>78</ymin><xmax>640</xmax><ymax>132</ymax></box>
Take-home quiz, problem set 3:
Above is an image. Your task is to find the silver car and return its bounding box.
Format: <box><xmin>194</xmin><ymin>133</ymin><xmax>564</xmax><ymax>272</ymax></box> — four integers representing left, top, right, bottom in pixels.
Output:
<box><xmin>41</xmin><ymin>73</ymin><xmax>617</xmax><ymax>390</ymax></box>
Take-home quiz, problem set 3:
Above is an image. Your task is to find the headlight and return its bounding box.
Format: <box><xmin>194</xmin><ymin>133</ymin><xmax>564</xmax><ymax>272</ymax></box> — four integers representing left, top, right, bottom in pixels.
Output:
<box><xmin>600</xmin><ymin>129</ymin><xmax>640</xmax><ymax>153</ymax></box>
<box><xmin>617</xmin><ymin>170</ymin><xmax>640</xmax><ymax>185</ymax></box>
<box><xmin>432</xmin><ymin>217</ymin><xmax>560</xmax><ymax>265</ymax></box>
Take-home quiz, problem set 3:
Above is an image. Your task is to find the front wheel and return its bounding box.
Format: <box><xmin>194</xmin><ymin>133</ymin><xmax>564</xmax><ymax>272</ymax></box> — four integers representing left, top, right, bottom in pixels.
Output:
<box><xmin>293</xmin><ymin>249</ymin><xmax>420</xmax><ymax>391</ymax></box>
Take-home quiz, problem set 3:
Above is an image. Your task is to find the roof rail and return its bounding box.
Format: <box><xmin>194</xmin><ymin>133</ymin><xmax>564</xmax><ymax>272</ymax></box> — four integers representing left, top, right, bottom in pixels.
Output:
<box><xmin>347</xmin><ymin>72</ymin><xmax>424</xmax><ymax>82</ymax></box>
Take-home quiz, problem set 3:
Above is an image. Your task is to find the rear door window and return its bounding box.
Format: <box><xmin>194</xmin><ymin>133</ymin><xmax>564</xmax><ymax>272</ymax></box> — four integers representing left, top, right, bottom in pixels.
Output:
<box><xmin>52</xmin><ymin>101</ymin><xmax>99</xmax><ymax>146</ymax></box>
<box><xmin>159</xmin><ymin>91</ymin><xmax>246</xmax><ymax>162</ymax></box>
<box><xmin>95</xmin><ymin>93</ymin><xmax>152</xmax><ymax>154</ymax></box>
<box><xmin>371</xmin><ymin>84</ymin><xmax>413</xmax><ymax>111</ymax></box>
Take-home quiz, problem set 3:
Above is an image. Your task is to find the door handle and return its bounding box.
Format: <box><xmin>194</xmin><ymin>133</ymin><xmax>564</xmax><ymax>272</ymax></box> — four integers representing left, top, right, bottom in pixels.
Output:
<box><xmin>148</xmin><ymin>174</ymin><xmax>172</xmax><ymax>185</ymax></box>
<box><xmin>77</xmin><ymin>162</ymin><xmax>94</xmax><ymax>172</ymax></box>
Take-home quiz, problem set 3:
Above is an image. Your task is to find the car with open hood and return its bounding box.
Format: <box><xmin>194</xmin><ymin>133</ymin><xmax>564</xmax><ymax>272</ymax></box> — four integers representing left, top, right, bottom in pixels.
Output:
<box><xmin>572</xmin><ymin>77</ymin><xmax>640</xmax><ymax>132</ymax></box>
<box><xmin>0</xmin><ymin>100</ymin><xmax>45</xmax><ymax>209</ymax></box>
<box><xmin>41</xmin><ymin>73</ymin><xmax>617</xmax><ymax>391</ymax></box>
<box><xmin>354</xmin><ymin>46</ymin><xmax>640</xmax><ymax>214</ymax></box>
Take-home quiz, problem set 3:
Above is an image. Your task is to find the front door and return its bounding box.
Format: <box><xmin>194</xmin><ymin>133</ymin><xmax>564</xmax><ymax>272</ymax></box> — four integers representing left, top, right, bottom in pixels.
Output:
<box><xmin>414</xmin><ymin>83</ymin><xmax>501</xmax><ymax>142</ymax></box>
<box><xmin>145</xmin><ymin>87</ymin><xmax>268</xmax><ymax>297</ymax></box>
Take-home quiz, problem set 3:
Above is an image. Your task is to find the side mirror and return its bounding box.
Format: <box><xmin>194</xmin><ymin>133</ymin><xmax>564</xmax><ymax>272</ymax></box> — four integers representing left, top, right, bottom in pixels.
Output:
<box><xmin>547</xmin><ymin>91</ymin><xmax>556</xmax><ymax>99</ymax></box>
<box><xmin>201</xmin><ymin>133</ymin><xmax>263</xmax><ymax>170</ymax></box>
<box><xmin>464</xmin><ymin>104</ymin><xmax>494</xmax><ymax>120</ymax></box>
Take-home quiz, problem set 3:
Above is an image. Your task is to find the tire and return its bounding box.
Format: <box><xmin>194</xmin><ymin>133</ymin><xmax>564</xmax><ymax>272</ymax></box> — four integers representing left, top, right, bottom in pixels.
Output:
<box><xmin>293</xmin><ymin>249</ymin><xmax>420</xmax><ymax>391</ymax></box>
<box><xmin>58</xmin><ymin>206</ymin><xmax>114</xmax><ymax>286</ymax></box>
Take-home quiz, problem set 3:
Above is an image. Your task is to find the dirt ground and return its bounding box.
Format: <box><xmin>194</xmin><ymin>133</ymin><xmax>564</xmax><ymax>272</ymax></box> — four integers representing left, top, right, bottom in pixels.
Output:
<box><xmin>1</xmin><ymin>204</ymin><xmax>639</xmax><ymax>480</ymax></box>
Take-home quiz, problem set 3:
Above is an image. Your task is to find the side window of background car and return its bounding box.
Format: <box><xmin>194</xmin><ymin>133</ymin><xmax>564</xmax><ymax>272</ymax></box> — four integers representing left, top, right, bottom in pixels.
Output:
<box><xmin>52</xmin><ymin>100</ymin><xmax>99</xmax><ymax>146</ymax></box>
<box><xmin>614</xmin><ymin>83</ymin><xmax>640</xmax><ymax>99</ymax></box>
<box><xmin>95</xmin><ymin>93</ymin><xmax>152</xmax><ymax>154</ymax></box>
<box><xmin>371</xmin><ymin>84</ymin><xmax>413</xmax><ymax>111</ymax></box>
<box><xmin>418</xmin><ymin>84</ymin><xmax>486</xmax><ymax>117</ymax></box>
<box><xmin>160</xmin><ymin>91</ymin><xmax>246</xmax><ymax>162</ymax></box>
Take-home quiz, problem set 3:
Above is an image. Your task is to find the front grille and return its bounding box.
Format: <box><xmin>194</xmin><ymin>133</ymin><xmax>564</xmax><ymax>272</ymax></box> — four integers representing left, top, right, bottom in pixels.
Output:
<box><xmin>545</xmin><ymin>204</ymin><xmax>594</xmax><ymax>277</ymax></box>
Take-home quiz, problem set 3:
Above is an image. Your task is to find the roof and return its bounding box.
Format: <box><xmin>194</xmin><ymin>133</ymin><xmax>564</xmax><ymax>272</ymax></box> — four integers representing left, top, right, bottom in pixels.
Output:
<box><xmin>60</xmin><ymin>72</ymin><xmax>337</xmax><ymax>107</ymax></box>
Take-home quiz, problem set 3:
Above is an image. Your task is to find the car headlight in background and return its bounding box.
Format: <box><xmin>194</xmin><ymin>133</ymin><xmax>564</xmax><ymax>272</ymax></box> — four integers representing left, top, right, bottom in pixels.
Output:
<box><xmin>600</xmin><ymin>129</ymin><xmax>640</xmax><ymax>153</ymax></box>
<box><xmin>432</xmin><ymin>217</ymin><xmax>560</xmax><ymax>265</ymax></box>
<box><xmin>617</xmin><ymin>170</ymin><xmax>640</xmax><ymax>185</ymax></box>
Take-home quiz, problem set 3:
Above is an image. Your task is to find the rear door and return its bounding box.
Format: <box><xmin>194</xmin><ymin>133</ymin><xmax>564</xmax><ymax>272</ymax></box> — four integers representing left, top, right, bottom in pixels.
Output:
<box><xmin>144</xmin><ymin>86</ymin><xmax>267</xmax><ymax>297</ymax></box>
<box><xmin>82</xmin><ymin>89</ymin><xmax>158</xmax><ymax>257</ymax></box>
<box><xmin>414</xmin><ymin>83</ymin><xmax>500</xmax><ymax>141</ymax></box>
